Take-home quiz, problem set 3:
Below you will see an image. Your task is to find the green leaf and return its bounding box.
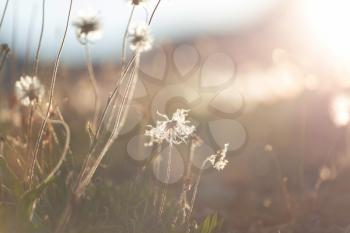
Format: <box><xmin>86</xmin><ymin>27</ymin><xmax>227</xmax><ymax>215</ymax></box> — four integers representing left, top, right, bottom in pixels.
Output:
<box><xmin>200</xmin><ymin>213</ymin><xmax>222</xmax><ymax>233</ymax></box>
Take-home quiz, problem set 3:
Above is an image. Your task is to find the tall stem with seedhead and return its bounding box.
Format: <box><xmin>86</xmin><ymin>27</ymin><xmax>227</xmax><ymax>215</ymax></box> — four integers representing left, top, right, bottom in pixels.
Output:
<box><xmin>29</xmin><ymin>0</ymin><xmax>73</xmax><ymax>188</ymax></box>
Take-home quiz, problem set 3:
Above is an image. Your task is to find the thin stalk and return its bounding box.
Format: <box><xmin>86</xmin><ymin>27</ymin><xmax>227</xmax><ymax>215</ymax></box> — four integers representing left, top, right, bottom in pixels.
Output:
<box><xmin>56</xmin><ymin>53</ymin><xmax>141</xmax><ymax>233</ymax></box>
<box><xmin>29</xmin><ymin>0</ymin><xmax>73</xmax><ymax>188</ymax></box>
<box><xmin>0</xmin><ymin>44</ymin><xmax>10</xmax><ymax>72</ymax></box>
<box><xmin>33</xmin><ymin>0</ymin><xmax>46</xmax><ymax>76</ymax></box>
<box><xmin>149</xmin><ymin>0</ymin><xmax>161</xmax><ymax>25</ymax></box>
<box><xmin>1</xmin><ymin>139</ymin><xmax>20</xmax><ymax>182</ymax></box>
<box><xmin>158</xmin><ymin>144</ymin><xmax>173</xmax><ymax>219</ymax></box>
<box><xmin>0</xmin><ymin>137</ymin><xmax>3</xmax><ymax>199</ymax></box>
<box><xmin>77</xmin><ymin>58</ymin><xmax>137</xmax><ymax>188</ymax></box>
<box><xmin>56</xmin><ymin>2</ymin><xmax>163</xmax><ymax>230</ymax></box>
<box><xmin>24</xmin><ymin>5</ymin><xmax>37</xmax><ymax>73</ymax></box>
<box><xmin>22</xmin><ymin>109</ymin><xmax>70</xmax><ymax>200</ymax></box>
<box><xmin>271</xmin><ymin>153</ymin><xmax>287</xmax><ymax>199</ymax></box>
<box><xmin>76</xmin><ymin>54</ymin><xmax>140</xmax><ymax>195</ymax></box>
<box><xmin>25</xmin><ymin>105</ymin><xmax>34</xmax><ymax>173</ymax></box>
<box><xmin>84</xmin><ymin>43</ymin><xmax>100</xmax><ymax>130</ymax></box>
<box><xmin>94</xmin><ymin>56</ymin><xmax>135</xmax><ymax>141</ymax></box>
<box><xmin>188</xmin><ymin>159</ymin><xmax>209</xmax><ymax>222</ymax></box>
<box><xmin>10</xmin><ymin>0</ymin><xmax>17</xmax><ymax>86</ymax></box>
<box><xmin>153</xmin><ymin>144</ymin><xmax>162</xmax><ymax>207</ymax></box>
<box><xmin>26</xmin><ymin>106</ymin><xmax>34</xmax><ymax>141</ymax></box>
<box><xmin>93</xmin><ymin>0</ymin><xmax>162</xmax><ymax>141</ymax></box>
<box><xmin>72</xmin><ymin>59</ymin><xmax>136</xmax><ymax>195</ymax></box>
<box><xmin>121</xmin><ymin>5</ymin><xmax>135</xmax><ymax>72</ymax></box>
<box><xmin>177</xmin><ymin>140</ymin><xmax>197</xmax><ymax>224</ymax></box>
<box><xmin>0</xmin><ymin>137</ymin><xmax>3</xmax><ymax>155</ymax></box>
<box><xmin>0</xmin><ymin>0</ymin><xmax>9</xmax><ymax>31</ymax></box>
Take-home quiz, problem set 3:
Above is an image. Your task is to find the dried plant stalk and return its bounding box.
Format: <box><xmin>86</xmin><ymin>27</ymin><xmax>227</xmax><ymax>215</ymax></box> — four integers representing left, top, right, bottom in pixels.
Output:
<box><xmin>0</xmin><ymin>0</ymin><xmax>10</xmax><ymax>31</ymax></box>
<box><xmin>121</xmin><ymin>5</ymin><xmax>135</xmax><ymax>71</ymax></box>
<box><xmin>33</xmin><ymin>0</ymin><xmax>46</xmax><ymax>76</ymax></box>
<box><xmin>29</xmin><ymin>0</ymin><xmax>73</xmax><ymax>188</ymax></box>
<box><xmin>84</xmin><ymin>43</ymin><xmax>100</xmax><ymax>130</ymax></box>
<box><xmin>158</xmin><ymin>145</ymin><xmax>173</xmax><ymax>219</ymax></box>
<box><xmin>55</xmin><ymin>2</ymin><xmax>162</xmax><ymax>231</ymax></box>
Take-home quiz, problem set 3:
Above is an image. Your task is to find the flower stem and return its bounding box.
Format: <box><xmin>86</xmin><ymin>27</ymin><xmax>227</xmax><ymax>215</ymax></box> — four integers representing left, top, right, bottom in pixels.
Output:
<box><xmin>57</xmin><ymin>1</ymin><xmax>163</xmax><ymax>230</ymax></box>
<box><xmin>0</xmin><ymin>44</ymin><xmax>10</xmax><ymax>73</ymax></box>
<box><xmin>25</xmin><ymin>105</ymin><xmax>34</xmax><ymax>171</ymax></box>
<box><xmin>93</xmin><ymin>0</ymin><xmax>162</xmax><ymax>141</ymax></box>
<box><xmin>0</xmin><ymin>0</ymin><xmax>10</xmax><ymax>32</ymax></box>
<box><xmin>33</xmin><ymin>0</ymin><xmax>46</xmax><ymax>76</ymax></box>
<box><xmin>77</xmin><ymin>54</ymin><xmax>140</xmax><ymax>195</ymax></box>
<box><xmin>153</xmin><ymin>144</ymin><xmax>162</xmax><ymax>207</ymax></box>
<box><xmin>29</xmin><ymin>0</ymin><xmax>73</xmax><ymax>188</ymax></box>
<box><xmin>22</xmin><ymin>108</ymin><xmax>70</xmax><ymax>200</ymax></box>
<box><xmin>158</xmin><ymin>144</ymin><xmax>173</xmax><ymax>219</ymax></box>
<box><xmin>177</xmin><ymin>140</ymin><xmax>197</xmax><ymax>224</ymax></box>
<box><xmin>149</xmin><ymin>0</ymin><xmax>162</xmax><ymax>25</ymax></box>
<box><xmin>84</xmin><ymin>43</ymin><xmax>100</xmax><ymax>131</ymax></box>
<box><xmin>121</xmin><ymin>5</ymin><xmax>135</xmax><ymax>72</ymax></box>
<box><xmin>187</xmin><ymin>159</ymin><xmax>208</xmax><ymax>222</ymax></box>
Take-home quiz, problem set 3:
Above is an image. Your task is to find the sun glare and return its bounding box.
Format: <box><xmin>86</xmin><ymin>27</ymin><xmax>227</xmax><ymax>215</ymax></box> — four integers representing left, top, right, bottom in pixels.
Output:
<box><xmin>303</xmin><ymin>0</ymin><xmax>350</xmax><ymax>65</ymax></box>
<box><xmin>330</xmin><ymin>94</ymin><xmax>350</xmax><ymax>127</ymax></box>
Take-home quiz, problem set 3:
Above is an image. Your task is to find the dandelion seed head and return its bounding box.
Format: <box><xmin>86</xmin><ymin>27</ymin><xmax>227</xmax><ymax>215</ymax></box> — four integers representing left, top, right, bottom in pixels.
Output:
<box><xmin>207</xmin><ymin>143</ymin><xmax>229</xmax><ymax>171</ymax></box>
<box><xmin>15</xmin><ymin>76</ymin><xmax>45</xmax><ymax>107</ymax></box>
<box><xmin>72</xmin><ymin>8</ymin><xmax>102</xmax><ymax>44</ymax></box>
<box><xmin>128</xmin><ymin>23</ymin><xmax>153</xmax><ymax>53</ymax></box>
<box><xmin>145</xmin><ymin>109</ymin><xmax>195</xmax><ymax>146</ymax></box>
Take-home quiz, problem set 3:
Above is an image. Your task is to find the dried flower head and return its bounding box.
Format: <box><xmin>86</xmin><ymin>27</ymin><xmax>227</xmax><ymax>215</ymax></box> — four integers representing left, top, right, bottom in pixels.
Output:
<box><xmin>72</xmin><ymin>8</ymin><xmax>102</xmax><ymax>44</ymax></box>
<box><xmin>15</xmin><ymin>76</ymin><xmax>45</xmax><ymax>107</ymax></box>
<box><xmin>207</xmin><ymin>144</ymin><xmax>229</xmax><ymax>171</ymax></box>
<box><xmin>145</xmin><ymin>109</ymin><xmax>195</xmax><ymax>146</ymax></box>
<box><xmin>128</xmin><ymin>0</ymin><xmax>148</xmax><ymax>6</ymax></box>
<box><xmin>128</xmin><ymin>23</ymin><xmax>153</xmax><ymax>53</ymax></box>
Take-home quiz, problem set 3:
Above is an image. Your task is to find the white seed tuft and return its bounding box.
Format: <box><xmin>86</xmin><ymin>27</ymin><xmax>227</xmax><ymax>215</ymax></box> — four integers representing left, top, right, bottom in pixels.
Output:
<box><xmin>15</xmin><ymin>76</ymin><xmax>45</xmax><ymax>107</ymax></box>
<box><xmin>72</xmin><ymin>8</ymin><xmax>103</xmax><ymax>44</ymax></box>
<box><xmin>145</xmin><ymin>109</ymin><xmax>195</xmax><ymax>146</ymax></box>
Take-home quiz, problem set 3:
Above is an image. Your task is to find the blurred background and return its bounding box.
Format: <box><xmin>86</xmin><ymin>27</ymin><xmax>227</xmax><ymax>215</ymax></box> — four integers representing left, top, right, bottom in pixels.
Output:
<box><xmin>1</xmin><ymin>0</ymin><xmax>350</xmax><ymax>232</ymax></box>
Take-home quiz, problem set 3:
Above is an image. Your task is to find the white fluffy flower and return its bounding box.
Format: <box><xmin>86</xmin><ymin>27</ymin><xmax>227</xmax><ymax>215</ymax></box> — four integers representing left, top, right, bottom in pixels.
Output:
<box><xmin>145</xmin><ymin>109</ymin><xmax>195</xmax><ymax>146</ymax></box>
<box><xmin>15</xmin><ymin>76</ymin><xmax>45</xmax><ymax>107</ymax></box>
<box><xmin>72</xmin><ymin>8</ymin><xmax>102</xmax><ymax>44</ymax></box>
<box><xmin>207</xmin><ymin>144</ymin><xmax>229</xmax><ymax>171</ymax></box>
<box><xmin>128</xmin><ymin>23</ymin><xmax>153</xmax><ymax>53</ymax></box>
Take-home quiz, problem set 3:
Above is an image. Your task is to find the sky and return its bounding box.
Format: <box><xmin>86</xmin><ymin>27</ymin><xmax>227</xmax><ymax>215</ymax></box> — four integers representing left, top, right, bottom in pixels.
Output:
<box><xmin>0</xmin><ymin>0</ymin><xmax>282</xmax><ymax>64</ymax></box>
